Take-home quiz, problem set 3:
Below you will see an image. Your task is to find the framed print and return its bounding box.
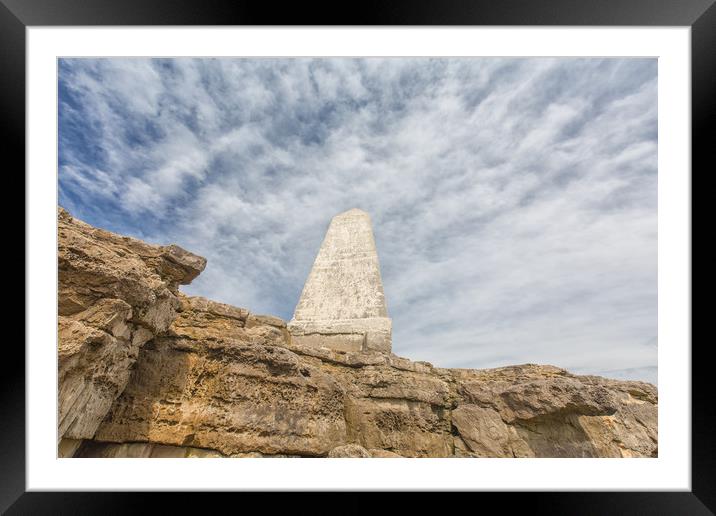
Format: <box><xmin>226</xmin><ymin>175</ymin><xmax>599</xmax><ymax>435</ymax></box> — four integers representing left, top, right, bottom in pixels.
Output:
<box><xmin>7</xmin><ymin>0</ymin><xmax>712</xmax><ymax>512</ymax></box>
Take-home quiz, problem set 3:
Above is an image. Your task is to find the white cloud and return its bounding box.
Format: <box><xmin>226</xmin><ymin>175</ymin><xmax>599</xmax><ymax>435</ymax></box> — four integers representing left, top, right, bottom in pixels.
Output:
<box><xmin>59</xmin><ymin>57</ymin><xmax>658</xmax><ymax>383</ymax></box>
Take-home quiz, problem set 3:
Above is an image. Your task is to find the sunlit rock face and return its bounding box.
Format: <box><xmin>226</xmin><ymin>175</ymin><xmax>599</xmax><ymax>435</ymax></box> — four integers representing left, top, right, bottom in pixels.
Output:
<box><xmin>288</xmin><ymin>208</ymin><xmax>392</xmax><ymax>353</ymax></box>
<box><xmin>57</xmin><ymin>207</ymin><xmax>206</xmax><ymax>444</ymax></box>
<box><xmin>57</xmin><ymin>207</ymin><xmax>657</xmax><ymax>459</ymax></box>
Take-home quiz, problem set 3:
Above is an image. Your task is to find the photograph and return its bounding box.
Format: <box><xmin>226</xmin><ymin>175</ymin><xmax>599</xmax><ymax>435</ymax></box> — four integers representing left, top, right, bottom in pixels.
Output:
<box><xmin>56</xmin><ymin>57</ymin><xmax>659</xmax><ymax>459</ymax></box>
<box><xmin>7</xmin><ymin>0</ymin><xmax>708</xmax><ymax>508</ymax></box>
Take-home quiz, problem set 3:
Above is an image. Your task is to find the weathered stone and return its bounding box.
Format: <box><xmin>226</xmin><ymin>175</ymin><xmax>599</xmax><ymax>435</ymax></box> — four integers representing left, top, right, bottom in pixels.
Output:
<box><xmin>246</xmin><ymin>313</ymin><xmax>286</xmax><ymax>329</ymax></box>
<box><xmin>451</xmin><ymin>405</ymin><xmax>514</xmax><ymax>457</ymax></box>
<box><xmin>92</xmin><ymin>296</ymin><xmax>347</xmax><ymax>457</ymax></box>
<box><xmin>72</xmin><ymin>440</ymin><xmax>226</xmax><ymax>458</ymax></box>
<box><xmin>449</xmin><ymin>365</ymin><xmax>657</xmax><ymax>457</ymax></box>
<box><xmin>183</xmin><ymin>295</ymin><xmax>249</xmax><ymax>322</ymax></box>
<box><xmin>369</xmin><ymin>449</ymin><xmax>403</xmax><ymax>458</ymax></box>
<box><xmin>344</xmin><ymin>397</ymin><xmax>453</xmax><ymax>457</ymax></box>
<box><xmin>288</xmin><ymin>209</ymin><xmax>392</xmax><ymax>353</ymax></box>
<box><xmin>58</xmin><ymin>438</ymin><xmax>83</xmax><ymax>458</ymax></box>
<box><xmin>57</xmin><ymin>207</ymin><xmax>206</xmax><ymax>442</ymax></box>
<box><xmin>285</xmin><ymin>341</ymin><xmax>388</xmax><ymax>368</ymax></box>
<box><xmin>57</xmin><ymin>208</ymin><xmax>658</xmax><ymax>459</ymax></box>
<box><xmin>328</xmin><ymin>444</ymin><xmax>371</xmax><ymax>458</ymax></box>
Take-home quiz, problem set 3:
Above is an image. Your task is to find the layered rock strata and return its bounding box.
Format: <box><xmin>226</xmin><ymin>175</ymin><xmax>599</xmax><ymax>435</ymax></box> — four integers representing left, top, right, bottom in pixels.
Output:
<box><xmin>57</xmin><ymin>207</ymin><xmax>206</xmax><ymax>452</ymax></box>
<box><xmin>58</xmin><ymin>208</ymin><xmax>657</xmax><ymax>458</ymax></box>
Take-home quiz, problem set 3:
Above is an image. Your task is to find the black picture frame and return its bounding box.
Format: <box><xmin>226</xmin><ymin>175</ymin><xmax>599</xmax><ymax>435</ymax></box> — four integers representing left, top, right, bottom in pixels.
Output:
<box><xmin>6</xmin><ymin>0</ymin><xmax>711</xmax><ymax>512</ymax></box>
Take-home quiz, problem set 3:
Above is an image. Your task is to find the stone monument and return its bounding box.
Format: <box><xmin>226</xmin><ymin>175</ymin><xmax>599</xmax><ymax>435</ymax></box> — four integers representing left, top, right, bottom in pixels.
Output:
<box><xmin>288</xmin><ymin>208</ymin><xmax>392</xmax><ymax>353</ymax></box>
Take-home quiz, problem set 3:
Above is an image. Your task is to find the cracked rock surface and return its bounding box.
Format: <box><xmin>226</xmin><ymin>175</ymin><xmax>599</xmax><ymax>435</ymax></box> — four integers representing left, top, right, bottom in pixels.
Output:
<box><xmin>58</xmin><ymin>207</ymin><xmax>206</xmax><ymax>446</ymax></box>
<box><xmin>57</xmin><ymin>208</ymin><xmax>657</xmax><ymax>458</ymax></box>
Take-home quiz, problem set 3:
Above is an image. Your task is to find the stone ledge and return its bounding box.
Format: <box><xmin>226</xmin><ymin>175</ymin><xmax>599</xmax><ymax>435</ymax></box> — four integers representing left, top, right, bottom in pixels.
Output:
<box><xmin>288</xmin><ymin>317</ymin><xmax>392</xmax><ymax>353</ymax></box>
<box><xmin>288</xmin><ymin>317</ymin><xmax>391</xmax><ymax>335</ymax></box>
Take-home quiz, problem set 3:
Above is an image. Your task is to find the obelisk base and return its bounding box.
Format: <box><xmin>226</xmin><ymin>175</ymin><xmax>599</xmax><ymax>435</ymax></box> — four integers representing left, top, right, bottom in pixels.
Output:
<box><xmin>288</xmin><ymin>317</ymin><xmax>392</xmax><ymax>353</ymax></box>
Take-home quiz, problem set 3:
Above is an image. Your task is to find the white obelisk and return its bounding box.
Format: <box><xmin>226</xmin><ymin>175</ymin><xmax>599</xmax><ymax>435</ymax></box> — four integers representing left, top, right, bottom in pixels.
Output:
<box><xmin>288</xmin><ymin>208</ymin><xmax>392</xmax><ymax>353</ymax></box>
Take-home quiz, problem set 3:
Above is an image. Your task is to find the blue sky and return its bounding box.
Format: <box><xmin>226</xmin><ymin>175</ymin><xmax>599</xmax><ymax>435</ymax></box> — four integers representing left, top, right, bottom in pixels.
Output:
<box><xmin>58</xmin><ymin>58</ymin><xmax>658</xmax><ymax>384</ymax></box>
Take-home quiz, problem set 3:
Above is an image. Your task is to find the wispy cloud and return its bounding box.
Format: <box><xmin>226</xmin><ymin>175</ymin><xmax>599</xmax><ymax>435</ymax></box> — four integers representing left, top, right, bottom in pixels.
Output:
<box><xmin>58</xmin><ymin>57</ymin><xmax>658</xmax><ymax>384</ymax></box>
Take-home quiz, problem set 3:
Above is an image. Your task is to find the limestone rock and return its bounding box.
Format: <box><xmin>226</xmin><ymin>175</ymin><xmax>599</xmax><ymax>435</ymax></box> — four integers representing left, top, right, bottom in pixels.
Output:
<box><xmin>246</xmin><ymin>313</ymin><xmax>287</xmax><ymax>329</ymax></box>
<box><xmin>57</xmin><ymin>209</ymin><xmax>658</xmax><ymax>458</ymax></box>
<box><xmin>328</xmin><ymin>444</ymin><xmax>371</xmax><ymax>458</ymax></box>
<box><xmin>369</xmin><ymin>449</ymin><xmax>403</xmax><ymax>458</ymax></box>
<box><xmin>449</xmin><ymin>365</ymin><xmax>657</xmax><ymax>457</ymax></box>
<box><xmin>92</xmin><ymin>296</ymin><xmax>347</xmax><ymax>457</ymax></box>
<box><xmin>57</xmin><ymin>207</ymin><xmax>206</xmax><ymax>441</ymax></box>
<box><xmin>452</xmin><ymin>405</ymin><xmax>515</xmax><ymax>457</ymax></box>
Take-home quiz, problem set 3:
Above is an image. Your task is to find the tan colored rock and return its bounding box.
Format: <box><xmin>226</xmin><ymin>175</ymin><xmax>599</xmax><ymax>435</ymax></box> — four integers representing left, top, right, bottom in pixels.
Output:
<box><xmin>58</xmin><ymin>438</ymin><xmax>83</xmax><ymax>458</ymax></box>
<box><xmin>246</xmin><ymin>313</ymin><xmax>286</xmax><ymax>329</ymax></box>
<box><xmin>58</xmin><ymin>210</ymin><xmax>657</xmax><ymax>459</ymax></box>
<box><xmin>344</xmin><ymin>397</ymin><xmax>452</xmax><ymax>457</ymax></box>
<box><xmin>92</xmin><ymin>296</ymin><xmax>347</xmax><ymax>457</ymax></box>
<box><xmin>57</xmin><ymin>207</ymin><xmax>206</xmax><ymax>442</ymax></box>
<box><xmin>449</xmin><ymin>365</ymin><xmax>657</xmax><ymax>457</ymax></box>
<box><xmin>328</xmin><ymin>444</ymin><xmax>371</xmax><ymax>458</ymax></box>
<box><xmin>72</xmin><ymin>441</ymin><xmax>226</xmax><ymax>458</ymax></box>
<box><xmin>369</xmin><ymin>449</ymin><xmax>403</xmax><ymax>458</ymax></box>
<box><xmin>452</xmin><ymin>405</ymin><xmax>514</xmax><ymax>457</ymax></box>
<box><xmin>183</xmin><ymin>295</ymin><xmax>249</xmax><ymax>322</ymax></box>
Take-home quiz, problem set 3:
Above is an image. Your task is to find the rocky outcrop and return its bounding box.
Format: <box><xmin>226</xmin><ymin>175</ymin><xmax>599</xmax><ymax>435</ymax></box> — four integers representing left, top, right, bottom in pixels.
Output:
<box><xmin>58</xmin><ymin>208</ymin><xmax>657</xmax><ymax>458</ymax></box>
<box><xmin>89</xmin><ymin>294</ymin><xmax>346</xmax><ymax>457</ymax></box>
<box><xmin>449</xmin><ymin>366</ymin><xmax>657</xmax><ymax>457</ymax></box>
<box><xmin>57</xmin><ymin>207</ymin><xmax>206</xmax><ymax>450</ymax></box>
